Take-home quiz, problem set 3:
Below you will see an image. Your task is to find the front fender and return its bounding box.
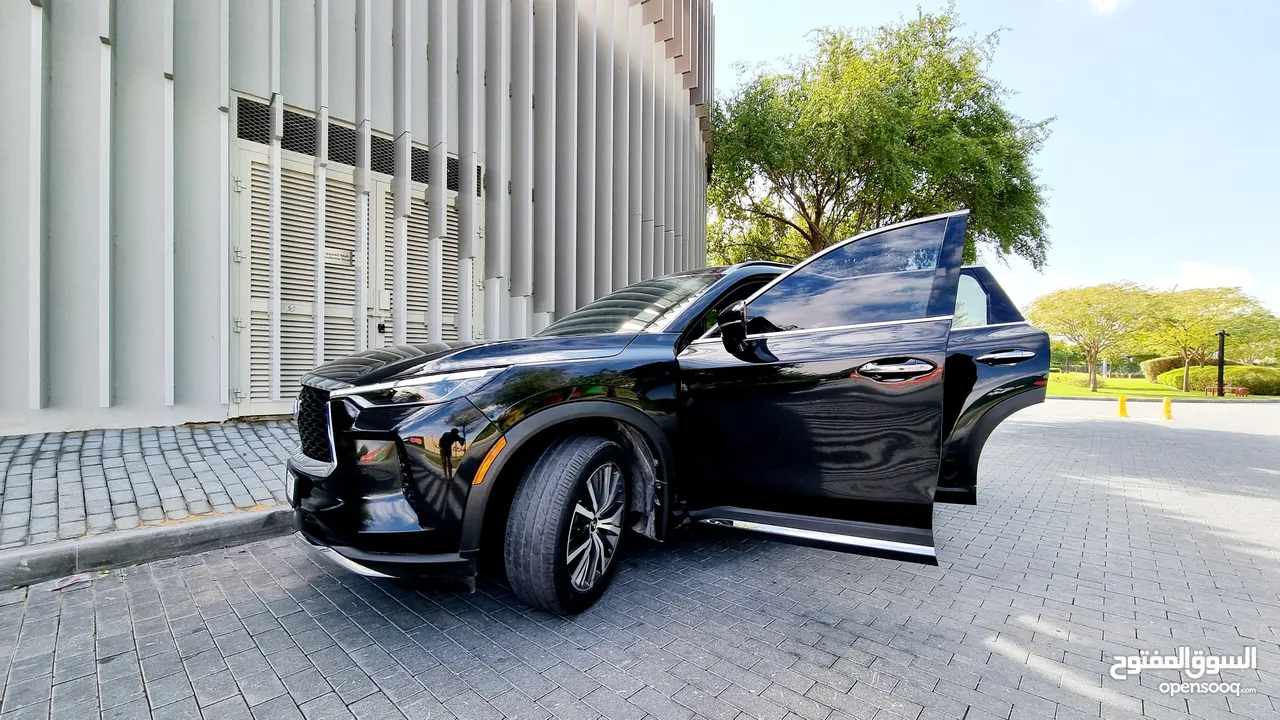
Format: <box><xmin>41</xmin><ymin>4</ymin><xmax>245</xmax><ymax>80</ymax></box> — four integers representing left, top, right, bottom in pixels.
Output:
<box><xmin>457</xmin><ymin>399</ymin><xmax>676</xmax><ymax>553</ymax></box>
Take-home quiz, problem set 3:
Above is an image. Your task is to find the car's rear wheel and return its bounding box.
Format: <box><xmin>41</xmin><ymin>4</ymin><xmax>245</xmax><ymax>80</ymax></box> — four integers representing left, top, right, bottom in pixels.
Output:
<box><xmin>504</xmin><ymin>435</ymin><xmax>629</xmax><ymax>614</ymax></box>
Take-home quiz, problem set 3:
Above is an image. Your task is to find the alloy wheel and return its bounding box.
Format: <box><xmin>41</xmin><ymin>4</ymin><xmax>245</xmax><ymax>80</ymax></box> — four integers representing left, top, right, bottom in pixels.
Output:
<box><xmin>565</xmin><ymin>462</ymin><xmax>625</xmax><ymax>592</ymax></box>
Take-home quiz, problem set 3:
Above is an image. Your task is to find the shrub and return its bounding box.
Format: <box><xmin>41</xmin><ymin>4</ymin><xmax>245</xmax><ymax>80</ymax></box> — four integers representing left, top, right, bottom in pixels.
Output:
<box><xmin>1156</xmin><ymin>365</ymin><xmax>1280</xmax><ymax>395</ymax></box>
<box><xmin>1141</xmin><ymin>355</ymin><xmax>1240</xmax><ymax>382</ymax></box>
<box><xmin>1056</xmin><ymin>372</ymin><xmax>1106</xmax><ymax>389</ymax></box>
<box><xmin>1140</xmin><ymin>356</ymin><xmax>1184</xmax><ymax>382</ymax></box>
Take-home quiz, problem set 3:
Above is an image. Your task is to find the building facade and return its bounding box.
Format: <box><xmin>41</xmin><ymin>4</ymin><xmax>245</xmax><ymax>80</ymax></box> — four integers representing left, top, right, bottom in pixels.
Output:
<box><xmin>0</xmin><ymin>0</ymin><xmax>714</xmax><ymax>434</ymax></box>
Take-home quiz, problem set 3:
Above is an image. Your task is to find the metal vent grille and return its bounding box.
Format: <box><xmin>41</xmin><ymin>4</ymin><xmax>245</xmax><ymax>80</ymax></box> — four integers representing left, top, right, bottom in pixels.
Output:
<box><xmin>328</xmin><ymin>124</ymin><xmax>357</xmax><ymax>166</ymax></box>
<box><xmin>234</xmin><ymin>99</ymin><xmax>479</xmax><ymax>197</ymax></box>
<box><xmin>282</xmin><ymin>110</ymin><xmax>316</xmax><ymax>156</ymax></box>
<box><xmin>446</xmin><ymin>156</ymin><xmax>460</xmax><ymax>192</ymax></box>
<box><xmin>371</xmin><ymin>135</ymin><xmax>395</xmax><ymax>175</ymax></box>
<box><xmin>296</xmin><ymin>386</ymin><xmax>332</xmax><ymax>462</ymax></box>
<box><xmin>411</xmin><ymin>146</ymin><xmax>430</xmax><ymax>184</ymax></box>
<box><xmin>236</xmin><ymin>98</ymin><xmax>270</xmax><ymax>145</ymax></box>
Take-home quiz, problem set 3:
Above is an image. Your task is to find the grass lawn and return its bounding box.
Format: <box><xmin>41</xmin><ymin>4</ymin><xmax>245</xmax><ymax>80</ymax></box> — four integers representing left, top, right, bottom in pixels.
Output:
<box><xmin>1047</xmin><ymin>375</ymin><xmax>1275</xmax><ymax>400</ymax></box>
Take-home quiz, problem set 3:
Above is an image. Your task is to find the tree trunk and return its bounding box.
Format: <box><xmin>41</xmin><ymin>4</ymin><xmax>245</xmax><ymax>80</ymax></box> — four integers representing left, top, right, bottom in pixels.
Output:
<box><xmin>1182</xmin><ymin>357</ymin><xmax>1191</xmax><ymax>393</ymax></box>
<box><xmin>1088</xmin><ymin>355</ymin><xmax>1098</xmax><ymax>392</ymax></box>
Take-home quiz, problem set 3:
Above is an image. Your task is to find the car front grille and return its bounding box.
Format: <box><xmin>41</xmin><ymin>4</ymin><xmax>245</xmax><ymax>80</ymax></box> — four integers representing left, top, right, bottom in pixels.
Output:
<box><xmin>296</xmin><ymin>386</ymin><xmax>332</xmax><ymax>462</ymax></box>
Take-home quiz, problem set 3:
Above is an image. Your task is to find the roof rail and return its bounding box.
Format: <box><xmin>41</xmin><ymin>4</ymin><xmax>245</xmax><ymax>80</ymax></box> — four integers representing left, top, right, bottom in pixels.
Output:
<box><xmin>726</xmin><ymin>260</ymin><xmax>792</xmax><ymax>271</ymax></box>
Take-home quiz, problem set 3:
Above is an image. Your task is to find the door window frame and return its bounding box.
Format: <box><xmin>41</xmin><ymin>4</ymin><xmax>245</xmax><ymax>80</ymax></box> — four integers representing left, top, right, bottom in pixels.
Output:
<box><xmin>737</xmin><ymin>210</ymin><xmax>970</xmax><ymax>339</ymax></box>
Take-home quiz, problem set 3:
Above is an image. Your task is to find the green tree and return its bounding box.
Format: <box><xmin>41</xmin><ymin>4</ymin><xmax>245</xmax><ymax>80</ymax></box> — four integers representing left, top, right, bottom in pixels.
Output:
<box><xmin>1025</xmin><ymin>284</ymin><xmax>1148</xmax><ymax>392</ymax></box>
<box><xmin>1231</xmin><ymin>310</ymin><xmax>1280</xmax><ymax>365</ymax></box>
<box><xmin>1141</xmin><ymin>288</ymin><xmax>1269</xmax><ymax>391</ymax></box>
<box><xmin>709</xmin><ymin>8</ymin><xmax>1051</xmax><ymax>267</ymax></box>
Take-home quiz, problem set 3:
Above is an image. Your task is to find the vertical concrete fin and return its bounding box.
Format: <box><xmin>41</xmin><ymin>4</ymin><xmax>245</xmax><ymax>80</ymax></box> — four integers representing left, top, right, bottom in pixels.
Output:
<box><xmin>592</xmin><ymin>0</ymin><xmax>613</xmax><ymax>299</ymax></box>
<box><xmin>532</xmin><ymin>0</ymin><xmax>557</xmax><ymax>322</ymax></box>
<box><xmin>456</xmin><ymin>0</ymin><xmax>480</xmax><ymax>341</ymax></box>
<box><xmin>391</xmin><ymin>0</ymin><xmax>410</xmax><ymax>345</ymax></box>
<box><xmin>98</xmin><ymin>2</ymin><xmax>113</xmax><ymax>408</ymax></box>
<box><xmin>313</xmin><ymin>0</ymin><xmax>329</xmax><ymax>368</ymax></box>
<box><xmin>427</xmin><ymin>0</ymin><xmax>447</xmax><ymax>343</ymax></box>
<box><xmin>164</xmin><ymin>0</ymin><xmax>176</xmax><ymax>406</ymax></box>
<box><xmin>610</xmin><ymin>0</ymin><xmax>630</xmax><ymax>290</ymax></box>
<box><xmin>575</xmin><ymin>0</ymin><xmax>596</xmax><ymax>308</ymax></box>
<box><xmin>354</xmin><ymin>0</ymin><xmax>371</xmax><ymax>351</ymax></box>
<box><xmin>554</xmin><ymin>0</ymin><xmax>578</xmax><ymax>318</ymax></box>
<box><xmin>509</xmin><ymin>0</ymin><xmax>534</xmax><ymax>337</ymax></box>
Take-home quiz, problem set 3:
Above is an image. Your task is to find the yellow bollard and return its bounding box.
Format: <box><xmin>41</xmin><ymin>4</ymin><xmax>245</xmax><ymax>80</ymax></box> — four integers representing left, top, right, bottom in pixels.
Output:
<box><xmin>1162</xmin><ymin>396</ymin><xmax>1173</xmax><ymax>420</ymax></box>
<box><xmin>1117</xmin><ymin>395</ymin><xmax>1129</xmax><ymax>418</ymax></box>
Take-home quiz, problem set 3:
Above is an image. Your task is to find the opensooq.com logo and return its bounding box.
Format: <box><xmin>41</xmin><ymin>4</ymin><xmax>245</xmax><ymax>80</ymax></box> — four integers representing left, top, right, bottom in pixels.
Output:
<box><xmin>1109</xmin><ymin>646</ymin><xmax>1260</xmax><ymax>697</ymax></box>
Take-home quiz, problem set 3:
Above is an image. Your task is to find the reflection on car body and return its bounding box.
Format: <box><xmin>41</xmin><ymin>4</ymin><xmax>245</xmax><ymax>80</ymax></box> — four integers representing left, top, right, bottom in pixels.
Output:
<box><xmin>285</xmin><ymin>210</ymin><xmax>1049</xmax><ymax>614</ymax></box>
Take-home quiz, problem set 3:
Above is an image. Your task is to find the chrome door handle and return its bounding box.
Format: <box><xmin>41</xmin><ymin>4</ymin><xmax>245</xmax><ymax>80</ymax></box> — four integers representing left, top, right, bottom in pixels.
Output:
<box><xmin>857</xmin><ymin>359</ymin><xmax>937</xmax><ymax>383</ymax></box>
<box><xmin>976</xmin><ymin>349</ymin><xmax>1036</xmax><ymax>365</ymax></box>
<box><xmin>860</xmin><ymin>361</ymin><xmax>935</xmax><ymax>374</ymax></box>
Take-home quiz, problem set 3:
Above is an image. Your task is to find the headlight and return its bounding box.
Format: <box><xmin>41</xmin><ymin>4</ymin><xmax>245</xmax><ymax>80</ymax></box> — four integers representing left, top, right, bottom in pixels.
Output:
<box><xmin>332</xmin><ymin>367</ymin><xmax>505</xmax><ymax>407</ymax></box>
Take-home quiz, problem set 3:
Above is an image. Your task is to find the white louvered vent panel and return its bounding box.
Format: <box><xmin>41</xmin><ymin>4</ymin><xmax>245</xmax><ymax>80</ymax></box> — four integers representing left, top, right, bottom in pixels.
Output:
<box><xmin>249</xmin><ymin>162</ymin><xmax>271</xmax><ymax>300</ymax></box>
<box><xmin>406</xmin><ymin>323</ymin><xmax>429</xmax><ymax>345</ymax></box>
<box><xmin>325</xmin><ymin>314</ymin><xmax>355</xmax><ymax>362</ymax></box>
<box><xmin>249</xmin><ymin>310</ymin><xmax>270</xmax><ymax>401</ymax></box>
<box><xmin>407</xmin><ymin>199</ymin><xmax>431</xmax><ymax>314</ymax></box>
<box><xmin>379</xmin><ymin>192</ymin><xmax>462</xmax><ymax>342</ymax></box>
<box><xmin>281</xmin><ymin>168</ymin><xmax>316</xmax><ymax>303</ymax></box>
<box><xmin>325</xmin><ymin>178</ymin><xmax>357</xmax><ymax>305</ymax></box>
<box><xmin>445</xmin><ymin>205</ymin><xmax>460</xmax><ymax>318</ymax></box>
<box><xmin>381</xmin><ymin>191</ymin><xmax>395</xmax><ymax>312</ymax></box>
<box><xmin>281</xmin><ymin>314</ymin><xmax>314</xmax><ymax>394</ymax></box>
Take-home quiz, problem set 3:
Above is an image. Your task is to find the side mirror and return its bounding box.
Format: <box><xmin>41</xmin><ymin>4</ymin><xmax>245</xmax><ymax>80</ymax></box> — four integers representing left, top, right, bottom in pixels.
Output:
<box><xmin>718</xmin><ymin>301</ymin><xmax>747</xmax><ymax>353</ymax></box>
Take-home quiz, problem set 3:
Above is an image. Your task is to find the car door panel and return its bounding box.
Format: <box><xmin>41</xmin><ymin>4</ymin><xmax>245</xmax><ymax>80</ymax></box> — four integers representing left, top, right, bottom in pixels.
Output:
<box><xmin>679</xmin><ymin>317</ymin><xmax>950</xmax><ymax>531</ymax></box>
<box><xmin>938</xmin><ymin>268</ymin><xmax>1049</xmax><ymax>504</ymax></box>
<box><xmin>939</xmin><ymin>330</ymin><xmax>1049</xmax><ymax>503</ymax></box>
<box><xmin>677</xmin><ymin>212</ymin><xmax>969</xmax><ymax>562</ymax></box>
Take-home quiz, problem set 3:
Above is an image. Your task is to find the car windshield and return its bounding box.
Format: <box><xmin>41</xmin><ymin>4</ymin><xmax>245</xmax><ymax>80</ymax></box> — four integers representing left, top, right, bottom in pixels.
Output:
<box><xmin>536</xmin><ymin>273</ymin><xmax>721</xmax><ymax>337</ymax></box>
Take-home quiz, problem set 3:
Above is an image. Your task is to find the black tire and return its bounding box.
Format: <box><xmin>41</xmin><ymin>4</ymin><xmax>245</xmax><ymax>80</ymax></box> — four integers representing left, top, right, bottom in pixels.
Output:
<box><xmin>504</xmin><ymin>435</ymin><xmax>629</xmax><ymax>614</ymax></box>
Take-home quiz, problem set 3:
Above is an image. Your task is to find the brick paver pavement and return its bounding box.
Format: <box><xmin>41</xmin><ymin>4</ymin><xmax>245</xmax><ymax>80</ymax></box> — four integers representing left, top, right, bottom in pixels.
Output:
<box><xmin>0</xmin><ymin>423</ymin><xmax>294</xmax><ymax>550</ymax></box>
<box><xmin>0</xmin><ymin>411</ymin><xmax>1276</xmax><ymax>719</ymax></box>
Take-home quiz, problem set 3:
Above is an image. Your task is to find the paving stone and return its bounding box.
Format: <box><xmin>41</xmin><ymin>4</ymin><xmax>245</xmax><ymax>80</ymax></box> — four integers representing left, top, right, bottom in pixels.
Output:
<box><xmin>0</xmin><ymin>421</ymin><xmax>295</xmax><ymax>550</ymax></box>
<box><xmin>0</xmin><ymin>409</ymin><xmax>1278</xmax><ymax>718</ymax></box>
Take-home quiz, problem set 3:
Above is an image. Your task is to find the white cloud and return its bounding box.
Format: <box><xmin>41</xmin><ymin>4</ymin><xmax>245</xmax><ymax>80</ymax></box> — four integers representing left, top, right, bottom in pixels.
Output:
<box><xmin>1056</xmin><ymin>0</ymin><xmax>1121</xmax><ymax>15</ymax></box>
<box><xmin>1088</xmin><ymin>0</ymin><xmax>1120</xmax><ymax>15</ymax></box>
<box><xmin>1158</xmin><ymin>261</ymin><xmax>1280</xmax><ymax>314</ymax></box>
<box><xmin>1160</xmin><ymin>261</ymin><xmax>1256</xmax><ymax>293</ymax></box>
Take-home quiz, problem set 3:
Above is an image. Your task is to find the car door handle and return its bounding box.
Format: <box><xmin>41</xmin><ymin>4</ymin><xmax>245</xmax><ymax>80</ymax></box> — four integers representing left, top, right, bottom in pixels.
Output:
<box><xmin>975</xmin><ymin>349</ymin><xmax>1037</xmax><ymax>366</ymax></box>
<box><xmin>857</xmin><ymin>359</ymin><xmax>937</xmax><ymax>383</ymax></box>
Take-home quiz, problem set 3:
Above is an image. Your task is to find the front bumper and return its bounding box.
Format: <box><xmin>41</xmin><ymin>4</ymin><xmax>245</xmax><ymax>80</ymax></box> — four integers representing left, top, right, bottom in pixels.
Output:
<box><xmin>286</xmin><ymin>392</ymin><xmax>503</xmax><ymax>581</ymax></box>
<box><xmin>294</xmin><ymin>528</ymin><xmax>477</xmax><ymax>584</ymax></box>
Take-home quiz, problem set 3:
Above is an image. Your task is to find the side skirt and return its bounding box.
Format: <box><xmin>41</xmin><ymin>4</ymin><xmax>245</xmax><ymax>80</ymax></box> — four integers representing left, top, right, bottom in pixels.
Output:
<box><xmin>934</xmin><ymin>486</ymin><xmax>976</xmax><ymax>505</ymax></box>
<box><xmin>688</xmin><ymin>506</ymin><xmax>938</xmax><ymax>565</ymax></box>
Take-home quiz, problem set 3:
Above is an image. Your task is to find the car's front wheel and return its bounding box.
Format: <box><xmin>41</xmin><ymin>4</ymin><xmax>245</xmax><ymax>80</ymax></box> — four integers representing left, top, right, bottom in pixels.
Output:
<box><xmin>504</xmin><ymin>435</ymin><xmax>629</xmax><ymax>614</ymax></box>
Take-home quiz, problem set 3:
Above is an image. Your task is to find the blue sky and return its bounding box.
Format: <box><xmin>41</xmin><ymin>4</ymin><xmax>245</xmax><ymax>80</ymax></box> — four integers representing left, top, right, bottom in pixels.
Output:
<box><xmin>712</xmin><ymin>0</ymin><xmax>1280</xmax><ymax>312</ymax></box>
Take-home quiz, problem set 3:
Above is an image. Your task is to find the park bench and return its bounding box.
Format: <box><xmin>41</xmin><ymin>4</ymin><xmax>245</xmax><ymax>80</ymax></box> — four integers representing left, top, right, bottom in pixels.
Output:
<box><xmin>1203</xmin><ymin>383</ymin><xmax>1250</xmax><ymax>396</ymax></box>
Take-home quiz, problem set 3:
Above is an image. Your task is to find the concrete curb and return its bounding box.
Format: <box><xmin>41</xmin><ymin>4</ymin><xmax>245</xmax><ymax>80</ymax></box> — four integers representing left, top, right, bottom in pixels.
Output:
<box><xmin>1048</xmin><ymin>395</ymin><xmax>1280</xmax><ymax>404</ymax></box>
<box><xmin>0</xmin><ymin>507</ymin><xmax>295</xmax><ymax>588</ymax></box>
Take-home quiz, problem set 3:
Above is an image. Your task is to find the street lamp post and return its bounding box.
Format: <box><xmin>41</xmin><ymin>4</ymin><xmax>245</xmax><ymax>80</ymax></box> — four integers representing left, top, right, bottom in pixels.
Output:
<box><xmin>1216</xmin><ymin>329</ymin><xmax>1230</xmax><ymax>397</ymax></box>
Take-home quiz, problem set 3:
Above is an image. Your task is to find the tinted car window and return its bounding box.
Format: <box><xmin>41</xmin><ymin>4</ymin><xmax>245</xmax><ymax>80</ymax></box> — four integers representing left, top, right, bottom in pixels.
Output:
<box><xmin>953</xmin><ymin>273</ymin><xmax>989</xmax><ymax>328</ymax></box>
<box><xmin>536</xmin><ymin>273</ymin><xmax>720</xmax><ymax>337</ymax></box>
<box><xmin>744</xmin><ymin>218</ymin><xmax>948</xmax><ymax>334</ymax></box>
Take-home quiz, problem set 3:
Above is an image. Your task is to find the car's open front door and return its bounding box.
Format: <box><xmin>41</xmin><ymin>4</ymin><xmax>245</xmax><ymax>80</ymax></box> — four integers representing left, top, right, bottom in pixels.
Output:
<box><xmin>676</xmin><ymin>211</ymin><xmax>969</xmax><ymax>564</ymax></box>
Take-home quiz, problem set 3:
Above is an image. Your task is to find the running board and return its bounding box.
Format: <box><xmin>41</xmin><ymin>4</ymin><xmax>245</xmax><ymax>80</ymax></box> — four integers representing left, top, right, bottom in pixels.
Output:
<box><xmin>689</xmin><ymin>506</ymin><xmax>937</xmax><ymax>565</ymax></box>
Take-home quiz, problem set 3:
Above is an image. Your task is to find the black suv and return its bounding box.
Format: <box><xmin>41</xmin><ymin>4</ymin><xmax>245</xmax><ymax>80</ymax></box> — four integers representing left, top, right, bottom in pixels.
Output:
<box><xmin>286</xmin><ymin>211</ymin><xmax>1048</xmax><ymax>613</ymax></box>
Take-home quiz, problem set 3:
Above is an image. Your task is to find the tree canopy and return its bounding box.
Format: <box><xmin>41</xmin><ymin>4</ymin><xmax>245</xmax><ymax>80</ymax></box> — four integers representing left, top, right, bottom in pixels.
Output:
<box><xmin>1025</xmin><ymin>284</ymin><xmax>1147</xmax><ymax>391</ymax></box>
<box><xmin>1140</xmin><ymin>288</ymin><xmax>1272</xmax><ymax>390</ymax></box>
<box><xmin>708</xmin><ymin>8</ymin><xmax>1051</xmax><ymax>267</ymax></box>
<box><xmin>1025</xmin><ymin>283</ymin><xmax>1278</xmax><ymax>392</ymax></box>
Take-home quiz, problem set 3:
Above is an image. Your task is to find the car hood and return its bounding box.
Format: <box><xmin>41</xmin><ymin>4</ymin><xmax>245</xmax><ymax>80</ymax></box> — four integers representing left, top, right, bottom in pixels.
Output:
<box><xmin>299</xmin><ymin>334</ymin><xmax>639</xmax><ymax>391</ymax></box>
